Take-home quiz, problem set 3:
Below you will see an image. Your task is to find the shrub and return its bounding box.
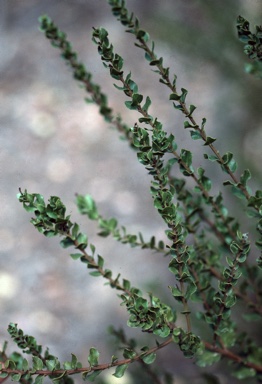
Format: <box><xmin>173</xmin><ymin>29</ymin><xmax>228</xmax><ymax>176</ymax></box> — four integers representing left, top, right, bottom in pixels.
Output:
<box><xmin>0</xmin><ymin>2</ymin><xmax>261</xmax><ymax>383</ymax></box>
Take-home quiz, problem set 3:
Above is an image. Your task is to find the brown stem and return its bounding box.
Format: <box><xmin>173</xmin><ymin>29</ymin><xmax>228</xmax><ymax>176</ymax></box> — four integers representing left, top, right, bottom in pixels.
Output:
<box><xmin>138</xmin><ymin>38</ymin><xmax>252</xmax><ymax>203</ymax></box>
<box><xmin>204</xmin><ymin>341</ymin><xmax>262</xmax><ymax>372</ymax></box>
<box><xmin>0</xmin><ymin>338</ymin><xmax>173</xmax><ymax>379</ymax></box>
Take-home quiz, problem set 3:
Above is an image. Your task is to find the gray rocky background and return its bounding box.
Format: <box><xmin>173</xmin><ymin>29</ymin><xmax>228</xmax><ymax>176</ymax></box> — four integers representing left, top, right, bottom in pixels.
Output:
<box><xmin>0</xmin><ymin>1</ymin><xmax>261</xmax><ymax>383</ymax></box>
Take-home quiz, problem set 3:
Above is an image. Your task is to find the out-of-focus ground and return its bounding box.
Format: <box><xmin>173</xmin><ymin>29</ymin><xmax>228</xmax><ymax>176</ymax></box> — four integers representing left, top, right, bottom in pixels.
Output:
<box><xmin>0</xmin><ymin>1</ymin><xmax>261</xmax><ymax>383</ymax></box>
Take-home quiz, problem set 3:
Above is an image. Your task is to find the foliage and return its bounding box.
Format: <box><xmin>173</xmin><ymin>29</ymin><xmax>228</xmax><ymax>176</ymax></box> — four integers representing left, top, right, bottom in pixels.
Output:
<box><xmin>1</xmin><ymin>1</ymin><xmax>261</xmax><ymax>383</ymax></box>
<box><xmin>236</xmin><ymin>15</ymin><xmax>262</xmax><ymax>78</ymax></box>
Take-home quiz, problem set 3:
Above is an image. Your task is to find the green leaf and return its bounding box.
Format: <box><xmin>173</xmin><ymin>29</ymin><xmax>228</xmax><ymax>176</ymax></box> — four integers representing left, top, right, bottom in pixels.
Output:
<box><xmin>45</xmin><ymin>356</ymin><xmax>60</xmax><ymax>371</ymax></box>
<box><xmin>153</xmin><ymin>325</ymin><xmax>170</xmax><ymax>338</ymax></box>
<box><xmin>51</xmin><ymin>372</ymin><xmax>66</xmax><ymax>382</ymax></box>
<box><xmin>240</xmin><ymin>169</ymin><xmax>251</xmax><ymax>185</ymax></box>
<box><xmin>89</xmin><ymin>271</ymin><xmax>101</xmax><ymax>277</ymax></box>
<box><xmin>141</xmin><ymin>96</ymin><xmax>151</xmax><ymax>113</ymax></box>
<box><xmin>180</xmin><ymin>88</ymin><xmax>188</xmax><ymax>103</ymax></box>
<box><xmin>127</xmin><ymin>79</ymin><xmax>138</xmax><ymax>93</ymax></box>
<box><xmin>138</xmin><ymin>117</ymin><xmax>152</xmax><ymax>123</ymax></box>
<box><xmin>125</xmin><ymin>101</ymin><xmax>137</xmax><ymax>110</ymax></box>
<box><xmin>232</xmin><ymin>367</ymin><xmax>256</xmax><ymax>379</ymax></box>
<box><xmin>180</xmin><ymin>149</ymin><xmax>194</xmax><ymax>174</ymax></box>
<box><xmin>185</xmin><ymin>283</ymin><xmax>197</xmax><ymax>300</ymax></box>
<box><xmin>72</xmin><ymin>223</ymin><xmax>80</xmax><ymax>239</ymax></box>
<box><xmin>132</xmin><ymin>93</ymin><xmax>143</xmax><ymax>105</ymax></box>
<box><xmin>221</xmin><ymin>152</ymin><xmax>237</xmax><ymax>173</ymax></box>
<box><xmin>150</xmin><ymin>57</ymin><xmax>163</xmax><ymax>66</ymax></box>
<box><xmin>34</xmin><ymin>375</ymin><xmax>45</xmax><ymax>384</ymax></box>
<box><xmin>60</xmin><ymin>237</ymin><xmax>75</xmax><ymax>248</ymax></box>
<box><xmin>190</xmin><ymin>130</ymin><xmax>202</xmax><ymax>140</ymax></box>
<box><xmin>97</xmin><ymin>255</ymin><xmax>104</xmax><ymax>268</ymax></box>
<box><xmin>201</xmin><ymin>117</ymin><xmax>207</xmax><ymax>130</ymax></box>
<box><xmin>113</xmin><ymin>363</ymin><xmax>128</xmax><ymax>378</ymax></box>
<box><xmin>123</xmin><ymin>279</ymin><xmax>131</xmax><ymax>291</ymax></box>
<box><xmin>11</xmin><ymin>373</ymin><xmax>22</xmax><ymax>382</ymax></box>
<box><xmin>32</xmin><ymin>356</ymin><xmax>44</xmax><ymax>370</ymax></box>
<box><xmin>226</xmin><ymin>256</ymin><xmax>234</xmax><ymax>267</ymax></box>
<box><xmin>76</xmin><ymin>233</ymin><xmax>88</xmax><ymax>249</ymax></box>
<box><xmin>22</xmin><ymin>358</ymin><xmax>29</xmax><ymax>371</ymax></box>
<box><xmin>230</xmin><ymin>242</ymin><xmax>240</xmax><ymax>254</ymax></box>
<box><xmin>184</xmin><ymin>121</ymin><xmax>197</xmax><ymax>129</ymax></box>
<box><xmin>88</xmin><ymin>347</ymin><xmax>99</xmax><ymax>366</ymax></box>
<box><xmin>225</xmin><ymin>293</ymin><xmax>236</xmax><ymax>308</ymax></box>
<box><xmin>70</xmin><ymin>253</ymin><xmax>82</xmax><ymax>260</ymax></box>
<box><xmin>169</xmin><ymin>286</ymin><xmax>183</xmax><ymax>298</ymax></box>
<box><xmin>141</xmin><ymin>352</ymin><xmax>156</xmax><ymax>364</ymax></box>
<box><xmin>187</xmin><ymin>104</ymin><xmax>196</xmax><ymax>117</ymax></box>
<box><xmin>90</xmin><ymin>244</ymin><xmax>96</xmax><ymax>255</ymax></box>
<box><xmin>123</xmin><ymin>348</ymin><xmax>136</xmax><ymax>359</ymax></box>
<box><xmin>231</xmin><ymin>185</ymin><xmax>246</xmax><ymax>199</ymax></box>
<box><xmin>204</xmin><ymin>136</ymin><xmax>216</xmax><ymax>146</ymax></box>
<box><xmin>63</xmin><ymin>361</ymin><xmax>73</xmax><ymax>370</ymax></box>
<box><xmin>203</xmin><ymin>154</ymin><xmax>219</xmax><ymax>162</ymax></box>
<box><xmin>242</xmin><ymin>313</ymin><xmax>261</xmax><ymax>322</ymax></box>
<box><xmin>196</xmin><ymin>351</ymin><xmax>221</xmax><ymax>367</ymax></box>
<box><xmin>76</xmin><ymin>194</ymin><xmax>99</xmax><ymax>220</ymax></box>
<box><xmin>173</xmin><ymin>102</ymin><xmax>184</xmax><ymax>111</ymax></box>
<box><xmin>82</xmin><ymin>370</ymin><xmax>102</xmax><ymax>382</ymax></box>
<box><xmin>137</xmin><ymin>29</ymin><xmax>150</xmax><ymax>42</ymax></box>
<box><xmin>169</xmin><ymin>93</ymin><xmax>180</xmax><ymax>101</ymax></box>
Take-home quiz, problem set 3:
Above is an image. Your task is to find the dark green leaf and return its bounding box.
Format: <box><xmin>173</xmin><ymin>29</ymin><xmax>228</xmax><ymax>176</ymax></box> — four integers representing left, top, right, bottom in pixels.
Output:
<box><xmin>187</xmin><ymin>104</ymin><xmax>196</xmax><ymax>117</ymax></box>
<box><xmin>138</xmin><ymin>116</ymin><xmax>152</xmax><ymax>123</ymax></box>
<box><xmin>60</xmin><ymin>237</ymin><xmax>75</xmax><ymax>248</ymax></box>
<box><xmin>203</xmin><ymin>154</ymin><xmax>219</xmax><ymax>162</ymax></box>
<box><xmin>180</xmin><ymin>88</ymin><xmax>188</xmax><ymax>103</ymax></box>
<box><xmin>190</xmin><ymin>131</ymin><xmax>202</xmax><ymax>140</ymax></box>
<box><xmin>204</xmin><ymin>136</ymin><xmax>216</xmax><ymax>146</ymax></box>
<box><xmin>137</xmin><ymin>29</ymin><xmax>150</xmax><ymax>42</ymax></box>
<box><xmin>231</xmin><ymin>186</ymin><xmax>246</xmax><ymax>199</ymax></box>
<box><xmin>169</xmin><ymin>93</ymin><xmax>180</xmax><ymax>101</ymax></box>
<box><xmin>240</xmin><ymin>169</ymin><xmax>251</xmax><ymax>185</ymax></box>
<box><xmin>142</xmin><ymin>96</ymin><xmax>151</xmax><ymax>113</ymax></box>
<box><xmin>113</xmin><ymin>363</ymin><xmax>128</xmax><ymax>378</ymax></box>
<box><xmin>141</xmin><ymin>352</ymin><xmax>156</xmax><ymax>364</ymax></box>
<box><xmin>82</xmin><ymin>370</ymin><xmax>102</xmax><ymax>382</ymax></box>
<box><xmin>123</xmin><ymin>348</ymin><xmax>136</xmax><ymax>359</ymax></box>
<box><xmin>184</xmin><ymin>121</ymin><xmax>197</xmax><ymax>129</ymax></box>
<box><xmin>88</xmin><ymin>347</ymin><xmax>99</xmax><ymax>366</ymax></box>
<box><xmin>127</xmin><ymin>79</ymin><xmax>138</xmax><ymax>93</ymax></box>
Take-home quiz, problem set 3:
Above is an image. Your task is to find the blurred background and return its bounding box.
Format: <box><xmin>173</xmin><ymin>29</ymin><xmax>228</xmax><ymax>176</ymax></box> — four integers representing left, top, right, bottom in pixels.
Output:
<box><xmin>0</xmin><ymin>1</ymin><xmax>261</xmax><ymax>383</ymax></box>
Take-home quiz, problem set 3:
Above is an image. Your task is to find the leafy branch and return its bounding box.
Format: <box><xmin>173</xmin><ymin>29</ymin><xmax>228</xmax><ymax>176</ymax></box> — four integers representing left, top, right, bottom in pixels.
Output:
<box><xmin>92</xmin><ymin>26</ymin><xmax>244</xmax><ymax>250</ymax></box>
<box><xmin>39</xmin><ymin>15</ymin><xmax>133</xmax><ymax>146</ymax></box>
<box><xmin>1</xmin><ymin>3</ymin><xmax>261</xmax><ymax>383</ymax></box>
<box><xmin>236</xmin><ymin>15</ymin><xmax>262</xmax><ymax>78</ymax></box>
<box><xmin>0</xmin><ymin>323</ymin><xmax>173</xmax><ymax>383</ymax></box>
<box><xmin>107</xmin><ymin>0</ymin><xmax>260</xmax><ymax>210</ymax></box>
<box><xmin>76</xmin><ymin>194</ymin><xmax>168</xmax><ymax>254</ymax></box>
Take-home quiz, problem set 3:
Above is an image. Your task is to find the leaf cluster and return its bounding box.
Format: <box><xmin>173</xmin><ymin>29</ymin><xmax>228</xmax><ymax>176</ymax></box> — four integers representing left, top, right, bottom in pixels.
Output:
<box><xmin>1</xmin><ymin>2</ymin><xmax>261</xmax><ymax>383</ymax></box>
